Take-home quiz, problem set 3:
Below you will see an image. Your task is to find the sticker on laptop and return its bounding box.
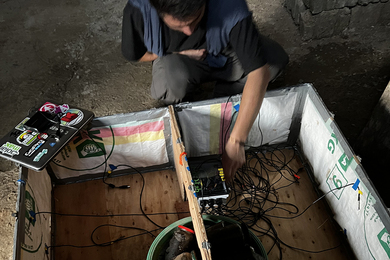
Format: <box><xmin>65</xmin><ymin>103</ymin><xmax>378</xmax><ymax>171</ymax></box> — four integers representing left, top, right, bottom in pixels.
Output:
<box><xmin>17</xmin><ymin>130</ymin><xmax>38</xmax><ymax>146</ymax></box>
<box><xmin>39</xmin><ymin>102</ymin><xmax>69</xmax><ymax>114</ymax></box>
<box><xmin>0</xmin><ymin>142</ymin><xmax>22</xmax><ymax>156</ymax></box>
<box><xmin>25</xmin><ymin>140</ymin><xmax>45</xmax><ymax>157</ymax></box>
<box><xmin>60</xmin><ymin>109</ymin><xmax>84</xmax><ymax>126</ymax></box>
<box><xmin>15</xmin><ymin>117</ymin><xmax>30</xmax><ymax>131</ymax></box>
<box><xmin>33</xmin><ymin>149</ymin><xmax>48</xmax><ymax>162</ymax></box>
<box><xmin>37</xmin><ymin>133</ymin><xmax>49</xmax><ymax>140</ymax></box>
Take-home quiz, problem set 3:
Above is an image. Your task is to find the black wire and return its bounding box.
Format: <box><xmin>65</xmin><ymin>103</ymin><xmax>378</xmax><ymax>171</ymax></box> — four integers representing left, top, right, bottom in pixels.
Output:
<box><xmin>90</xmin><ymin>225</ymin><xmax>159</xmax><ymax>247</ymax></box>
<box><xmin>86</xmin><ymin>131</ymin><xmax>111</xmax><ymax>187</ymax></box>
<box><xmin>46</xmin><ymin>227</ymin><xmax>161</xmax><ymax>250</ymax></box>
<box><xmin>44</xmin><ymin>136</ymin><xmax>174</xmax><ymax>252</ymax></box>
<box><xmin>202</xmin><ymin>145</ymin><xmax>351</xmax><ymax>259</ymax></box>
<box><xmin>278</xmin><ymin>236</ymin><xmax>341</xmax><ymax>254</ymax></box>
<box><xmin>221</xmin><ymin>95</ymin><xmax>234</xmax><ymax>152</ymax></box>
<box><xmin>264</xmin><ymin>183</ymin><xmax>354</xmax><ymax>219</ymax></box>
<box><xmin>115</xmin><ymin>164</ymin><xmax>165</xmax><ymax>229</ymax></box>
<box><xmin>35</xmin><ymin>211</ymin><xmax>190</xmax><ymax>217</ymax></box>
<box><xmin>42</xmin><ymin>160</ymin><xmax>185</xmax><ymax>250</ymax></box>
<box><xmin>86</xmin><ymin>132</ymin><xmax>131</xmax><ymax>189</ymax></box>
<box><xmin>49</xmin><ymin>125</ymin><xmax>346</xmax><ymax>258</ymax></box>
<box><xmin>253</xmin><ymin>108</ymin><xmax>264</xmax><ymax>148</ymax></box>
<box><xmin>43</xmin><ymin>161</ymin><xmax>178</xmax><ymax>250</ymax></box>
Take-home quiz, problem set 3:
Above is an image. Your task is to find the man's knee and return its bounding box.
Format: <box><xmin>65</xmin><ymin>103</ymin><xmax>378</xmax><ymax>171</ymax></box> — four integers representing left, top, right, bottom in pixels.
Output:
<box><xmin>151</xmin><ymin>54</ymin><xmax>193</xmax><ymax>104</ymax></box>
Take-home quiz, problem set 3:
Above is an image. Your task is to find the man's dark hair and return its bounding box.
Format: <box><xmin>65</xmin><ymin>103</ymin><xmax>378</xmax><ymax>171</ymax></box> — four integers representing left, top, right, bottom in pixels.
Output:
<box><xmin>149</xmin><ymin>0</ymin><xmax>206</xmax><ymax>21</ymax></box>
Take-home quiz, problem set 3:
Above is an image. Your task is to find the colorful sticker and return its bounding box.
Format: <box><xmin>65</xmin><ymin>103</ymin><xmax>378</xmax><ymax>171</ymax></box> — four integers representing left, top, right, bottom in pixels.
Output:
<box><xmin>15</xmin><ymin>117</ymin><xmax>30</xmax><ymax>131</ymax></box>
<box><xmin>25</xmin><ymin>140</ymin><xmax>45</xmax><ymax>157</ymax></box>
<box><xmin>33</xmin><ymin>149</ymin><xmax>48</xmax><ymax>162</ymax></box>
<box><xmin>17</xmin><ymin>130</ymin><xmax>38</xmax><ymax>146</ymax></box>
<box><xmin>0</xmin><ymin>142</ymin><xmax>22</xmax><ymax>156</ymax></box>
<box><xmin>39</xmin><ymin>102</ymin><xmax>57</xmax><ymax>113</ymax></box>
<box><xmin>60</xmin><ymin>109</ymin><xmax>84</xmax><ymax>126</ymax></box>
<box><xmin>37</xmin><ymin>133</ymin><xmax>48</xmax><ymax>140</ymax></box>
<box><xmin>39</xmin><ymin>102</ymin><xmax>69</xmax><ymax>114</ymax></box>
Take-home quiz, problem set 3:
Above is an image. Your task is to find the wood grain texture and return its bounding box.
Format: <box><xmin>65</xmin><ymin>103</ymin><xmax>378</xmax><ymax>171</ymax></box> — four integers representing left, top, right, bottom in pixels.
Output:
<box><xmin>53</xmin><ymin>169</ymin><xmax>183</xmax><ymax>260</ymax></box>
<box><xmin>168</xmin><ymin>106</ymin><xmax>212</xmax><ymax>260</ymax></box>
<box><xmin>52</xmin><ymin>147</ymin><xmax>350</xmax><ymax>259</ymax></box>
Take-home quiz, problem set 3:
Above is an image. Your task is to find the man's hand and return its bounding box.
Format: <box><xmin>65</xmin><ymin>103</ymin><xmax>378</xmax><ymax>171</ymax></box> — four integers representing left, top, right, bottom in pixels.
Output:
<box><xmin>222</xmin><ymin>137</ymin><xmax>246</xmax><ymax>182</ymax></box>
<box><xmin>138</xmin><ymin>52</ymin><xmax>158</xmax><ymax>62</ymax></box>
<box><xmin>178</xmin><ymin>49</ymin><xmax>207</xmax><ymax>61</ymax></box>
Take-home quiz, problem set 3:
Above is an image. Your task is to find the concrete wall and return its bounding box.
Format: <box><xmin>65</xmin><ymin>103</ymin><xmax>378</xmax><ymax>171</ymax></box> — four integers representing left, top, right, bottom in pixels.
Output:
<box><xmin>355</xmin><ymin>81</ymin><xmax>390</xmax><ymax>206</ymax></box>
<box><xmin>285</xmin><ymin>0</ymin><xmax>390</xmax><ymax>40</ymax></box>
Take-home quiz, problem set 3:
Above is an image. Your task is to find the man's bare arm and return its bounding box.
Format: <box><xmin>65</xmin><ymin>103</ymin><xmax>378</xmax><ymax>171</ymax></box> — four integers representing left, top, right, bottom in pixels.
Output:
<box><xmin>222</xmin><ymin>64</ymin><xmax>270</xmax><ymax>181</ymax></box>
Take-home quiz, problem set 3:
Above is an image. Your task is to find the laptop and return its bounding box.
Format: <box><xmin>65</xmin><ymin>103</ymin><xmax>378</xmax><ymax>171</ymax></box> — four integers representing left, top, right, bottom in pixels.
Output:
<box><xmin>0</xmin><ymin>102</ymin><xmax>94</xmax><ymax>171</ymax></box>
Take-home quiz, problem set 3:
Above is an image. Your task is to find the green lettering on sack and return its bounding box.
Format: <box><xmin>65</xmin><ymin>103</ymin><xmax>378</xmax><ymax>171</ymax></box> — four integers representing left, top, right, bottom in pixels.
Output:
<box><xmin>326</xmin><ymin>165</ymin><xmax>348</xmax><ymax>200</ymax></box>
<box><xmin>377</xmin><ymin>228</ymin><xmax>390</xmax><ymax>258</ymax></box>
<box><xmin>76</xmin><ymin>139</ymin><xmax>106</xmax><ymax>158</ymax></box>
<box><xmin>25</xmin><ymin>191</ymin><xmax>36</xmax><ymax>226</ymax></box>
<box><xmin>338</xmin><ymin>153</ymin><xmax>353</xmax><ymax>172</ymax></box>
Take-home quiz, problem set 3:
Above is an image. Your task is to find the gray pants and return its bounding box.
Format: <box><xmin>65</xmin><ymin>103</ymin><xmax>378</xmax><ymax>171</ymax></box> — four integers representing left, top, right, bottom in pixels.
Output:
<box><xmin>151</xmin><ymin>35</ymin><xmax>288</xmax><ymax>104</ymax></box>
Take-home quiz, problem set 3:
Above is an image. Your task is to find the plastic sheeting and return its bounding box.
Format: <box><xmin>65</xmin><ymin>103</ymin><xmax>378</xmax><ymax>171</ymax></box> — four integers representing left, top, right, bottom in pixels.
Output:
<box><xmin>176</xmin><ymin>90</ymin><xmax>298</xmax><ymax>157</ymax></box>
<box><xmin>299</xmin><ymin>91</ymin><xmax>390</xmax><ymax>260</ymax></box>
<box><xmin>50</xmin><ymin>108</ymin><xmax>171</xmax><ymax>180</ymax></box>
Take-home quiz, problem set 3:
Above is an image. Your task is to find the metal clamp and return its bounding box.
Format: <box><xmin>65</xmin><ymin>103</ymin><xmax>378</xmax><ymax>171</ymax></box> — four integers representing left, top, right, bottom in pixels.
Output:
<box><xmin>202</xmin><ymin>241</ymin><xmax>211</xmax><ymax>250</ymax></box>
<box><xmin>188</xmin><ymin>185</ymin><xmax>195</xmax><ymax>192</ymax></box>
<box><xmin>16</xmin><ymin>179</ymin><xmax>26</xmax><ymax>185</ymax></box>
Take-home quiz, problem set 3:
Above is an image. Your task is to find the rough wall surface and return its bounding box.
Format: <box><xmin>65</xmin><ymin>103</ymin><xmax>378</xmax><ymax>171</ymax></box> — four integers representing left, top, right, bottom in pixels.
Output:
<box><xmin>286</xmin><ymin>0</ymin><xmax>390</xmax><ymax>40</ymax></box>
<box><xmin>350</xmin><ymin>2</ymin><xmax>390</xmax><ymax>27</ymax></box>
<box><xmin>356</xmin><ymin>82</ymin><xmax>390</xmax><ymax>206</ymax></box>
<box><xmin>300</xmin><ymin>8</ymin><xmax>351</xmax><ymax>40</ymax></box>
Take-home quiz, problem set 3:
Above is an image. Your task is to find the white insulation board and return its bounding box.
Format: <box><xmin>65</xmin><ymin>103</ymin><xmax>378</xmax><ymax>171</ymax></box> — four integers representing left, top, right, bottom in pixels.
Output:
<box><xmin>299</xmin><ymin>95</ymin><xmax>390</xmax><ymax>260</ymax></box>
<box><xmin>16</xmin><ymin>168</ymin><xmax>52</xmax><ymax>260</ymax></box>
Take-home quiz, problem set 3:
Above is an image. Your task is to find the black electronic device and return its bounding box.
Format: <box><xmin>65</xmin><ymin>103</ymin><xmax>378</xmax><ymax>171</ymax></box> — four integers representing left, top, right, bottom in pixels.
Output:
<box><xmin>188</xmin><ymin>156</ymin><xmax>229</xmax><ymax>211</ymax></box>
<box><xmin>0</xmin><ymin>102</ymin><xmax>94</xmax><ymax>171</ymax></box>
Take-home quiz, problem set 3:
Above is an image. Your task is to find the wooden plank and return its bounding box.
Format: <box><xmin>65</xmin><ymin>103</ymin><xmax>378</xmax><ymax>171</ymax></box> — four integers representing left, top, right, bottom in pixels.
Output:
<box><xmin>228</xmin><ymin>149</ymin><xmax>351</xmax><ymax>259</ymax></box>
<box><xmin>168</xmin><ymin>106</ymin><xmax>212</xmax><ymax>260</ymax></box>
<box><xmin>53</xmin><ymin>169</ymin><xmax>184</xmax><ymax>260</ymax></box>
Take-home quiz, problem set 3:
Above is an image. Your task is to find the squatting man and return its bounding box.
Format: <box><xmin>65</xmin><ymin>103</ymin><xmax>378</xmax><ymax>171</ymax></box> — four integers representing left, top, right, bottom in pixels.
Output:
<box><xmin>121</xmin><ymin>0</ymin><xmax>289</xmax><ymax>180</ymax></box>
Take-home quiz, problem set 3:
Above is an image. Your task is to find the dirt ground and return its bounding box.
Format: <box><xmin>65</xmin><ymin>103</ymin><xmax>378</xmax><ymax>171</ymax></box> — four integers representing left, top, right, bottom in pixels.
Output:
<box><xmin>0</xmin><ymin>0</ymin><xmax>389</xmax><ymax>259</ymax></box>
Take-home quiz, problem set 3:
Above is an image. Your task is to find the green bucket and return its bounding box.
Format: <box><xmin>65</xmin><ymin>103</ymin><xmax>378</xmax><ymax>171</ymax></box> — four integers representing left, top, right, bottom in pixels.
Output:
<box><xmin>147</xmin><ymin>215</ymin><xmax>268</xmax><ymax>260</ymax></box>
